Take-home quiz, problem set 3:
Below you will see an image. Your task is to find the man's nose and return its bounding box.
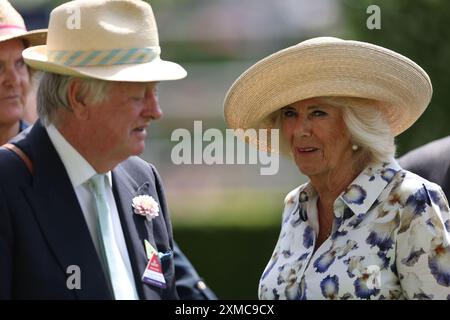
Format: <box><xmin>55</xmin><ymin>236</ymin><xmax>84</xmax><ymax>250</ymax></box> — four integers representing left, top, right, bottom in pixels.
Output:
<box><xmin>143</xmin><ymin>89</ymin><xmax>162</xmax><ymax>120</ymax></box>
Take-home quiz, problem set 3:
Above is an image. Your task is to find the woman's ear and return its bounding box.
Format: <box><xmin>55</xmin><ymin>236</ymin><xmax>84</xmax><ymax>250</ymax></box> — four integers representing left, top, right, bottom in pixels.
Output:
<box><xmin>67</xmin><ymin>79</ymin><xmax>89</xmax><ymax>120</ymax></box>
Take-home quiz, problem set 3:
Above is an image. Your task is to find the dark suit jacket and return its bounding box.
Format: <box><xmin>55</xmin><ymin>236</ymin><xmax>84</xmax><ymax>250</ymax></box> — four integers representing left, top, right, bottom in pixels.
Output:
<box><xmin>0</xmin><ymin>121</ymin><xmax>178</xmax><ymax>299</ymax></box>
<box><xmin>398</xmin><ymin>136</ymin><xmax>450</xmax><ymax>199</ymax></box>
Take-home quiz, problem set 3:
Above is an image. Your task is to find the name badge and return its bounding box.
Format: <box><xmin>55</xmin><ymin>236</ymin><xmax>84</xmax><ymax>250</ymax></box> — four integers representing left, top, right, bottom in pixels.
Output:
<box><xmin>142</xmin><ymin>240</ymin><xmax>167</xmax><ymax>288</ymax></box>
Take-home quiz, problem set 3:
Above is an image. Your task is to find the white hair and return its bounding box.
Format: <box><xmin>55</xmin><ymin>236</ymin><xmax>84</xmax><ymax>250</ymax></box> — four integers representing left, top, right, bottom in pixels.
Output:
<box><xmin>322</xmin><ymin>97</ymin><xmax>396</xmax><ymax>163</ymax></box>
<box><xmin>36</xmin><ymin>72</ymin><xmax>112</xmax><ymax>126</ymax></box>
<box><xmin>271</xmin><ymin>96</ymin><xmax>396</xmax><ymax>163</ymax></box>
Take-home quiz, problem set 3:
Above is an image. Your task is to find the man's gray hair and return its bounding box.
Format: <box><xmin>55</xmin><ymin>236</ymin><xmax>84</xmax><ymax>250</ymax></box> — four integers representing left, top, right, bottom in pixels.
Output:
<box><xmin>37</xmin><ymin>72</ymin><xmax>112</xmax><ymax>126</ymax></box>
<box><xmin>273</xmin><ymin>96</ymin><xmax>396</xmax><ymax>164</ymax></box>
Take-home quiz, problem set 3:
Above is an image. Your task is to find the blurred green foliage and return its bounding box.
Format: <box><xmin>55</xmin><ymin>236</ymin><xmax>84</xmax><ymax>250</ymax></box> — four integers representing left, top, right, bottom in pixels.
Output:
<box><xmin>174</xmin><ymin>225</ymin><xmax>280</xmax><ymax>299</ymax></box>
<box><xmin>171</xmin><ymin>190</ymin><xmax>284</xmax><ymax>299</ymax></box>
<box><xmin>342</xmin><ymin>0</ymin><xmax>450</xmax><ymax>155</ymax></box>
<box><xmin>170</xmin><ymin>190</ymin><xmax>284</xmax><ymax>228</ymax></box>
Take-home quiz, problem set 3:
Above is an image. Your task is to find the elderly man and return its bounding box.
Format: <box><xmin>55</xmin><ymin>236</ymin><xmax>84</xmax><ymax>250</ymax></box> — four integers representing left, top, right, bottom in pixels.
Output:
<box><xmin>398</xmin><ymin>136</ymin><xmax>450</xmax><ymax>199</ymax></box>
<box><xmin>0</xmin><ymin>0</ymin><xmax>214</xmax><ymax>300</ymax></box>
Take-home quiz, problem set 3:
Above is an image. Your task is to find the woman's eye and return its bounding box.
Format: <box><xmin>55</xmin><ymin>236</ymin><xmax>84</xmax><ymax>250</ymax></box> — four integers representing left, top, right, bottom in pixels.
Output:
<box><xmin>282</xmin><ymin>109</ymin><xmax>297</xmax><ymax>118</ymax></box>
<box><xmin>311</xmin><ymin>110</ymin><xmax>327</xmax><ymax>117</ymax></box>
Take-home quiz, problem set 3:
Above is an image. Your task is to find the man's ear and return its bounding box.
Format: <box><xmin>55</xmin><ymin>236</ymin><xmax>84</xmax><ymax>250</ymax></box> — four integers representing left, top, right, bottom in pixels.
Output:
<box><xmin>67</xmin><ymin>79</ymin><xmax>89</xmax><ymax>120</ymax></box>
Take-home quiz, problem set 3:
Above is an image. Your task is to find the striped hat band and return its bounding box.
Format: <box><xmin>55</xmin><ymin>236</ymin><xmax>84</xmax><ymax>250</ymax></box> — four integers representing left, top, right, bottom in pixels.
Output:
<box><xmin>47</xmin><ymin>46</ymin><xmax>161</xmax><ymax>67</ymax></box>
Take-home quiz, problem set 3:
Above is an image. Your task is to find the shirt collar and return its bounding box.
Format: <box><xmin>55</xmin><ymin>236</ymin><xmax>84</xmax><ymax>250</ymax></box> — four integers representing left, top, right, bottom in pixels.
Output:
<box><xmin>46</xmin><ymin>124</ymin><xmax>112</xmax><ymax>188</ymax></box>
<box><xmin>339</xmin><ymin>158</ymin><xmax>401</xmax><ymax>215</ymax></box>
<box><xmin>298</xmin><ymin>158</ymin><xmax>401</xmax><ymax>217</ymax></box>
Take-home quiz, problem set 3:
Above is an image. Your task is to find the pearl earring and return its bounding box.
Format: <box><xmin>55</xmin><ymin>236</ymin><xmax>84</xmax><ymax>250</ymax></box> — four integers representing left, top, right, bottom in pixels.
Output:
<box><xmin>352</xmin><ymin>144</ymin><xmax>359</xmax><ymax>151</ymax></box>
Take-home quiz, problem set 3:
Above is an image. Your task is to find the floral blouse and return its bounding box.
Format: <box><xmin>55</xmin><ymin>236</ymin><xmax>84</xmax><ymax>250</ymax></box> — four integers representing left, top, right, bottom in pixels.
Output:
<box><xmin>259</xmin><ymin>159</ymin><xmax>450</xmax><ymax>300</ymax></box>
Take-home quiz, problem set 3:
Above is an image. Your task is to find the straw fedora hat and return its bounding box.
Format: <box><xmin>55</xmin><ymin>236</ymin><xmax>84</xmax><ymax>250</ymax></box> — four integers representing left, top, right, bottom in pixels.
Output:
<box><xmin>0</xmin><ymin>0</ymin><xmax>46</xmax><ymax>46</ymax></box>
<box><xmin>224</xmin><ymin>37</ymin><xmax>433</xmax><ymax>144</ymax></box>
<box><xmin>22</xmin><ymin>0</ymin><xmax>186</xmax><ymax>82</ymax></box>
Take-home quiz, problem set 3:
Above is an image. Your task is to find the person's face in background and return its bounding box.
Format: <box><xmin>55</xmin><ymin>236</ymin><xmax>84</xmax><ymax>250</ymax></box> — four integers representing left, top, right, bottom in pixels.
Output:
<box><xmin>0</xmin><ymin>38</ymin><xmax>30</xmax><ymax>127</ymax></box>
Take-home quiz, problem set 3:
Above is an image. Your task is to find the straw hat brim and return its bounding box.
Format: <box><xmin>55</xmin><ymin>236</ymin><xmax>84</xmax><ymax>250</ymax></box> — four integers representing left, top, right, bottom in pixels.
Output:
<box><xmin>0</xmin><ymin>29</ymin><xmax>47</xmax><ymax>46</ymax></box>
<box><xmin>224</xmin><ymin>39</ymin><xmax>432</xmax><ymax>144</ymax></box>
<box><xmin>22</xmin><ymin>45</ymin><xmax>187</xmax><ymax>82</ymax></box>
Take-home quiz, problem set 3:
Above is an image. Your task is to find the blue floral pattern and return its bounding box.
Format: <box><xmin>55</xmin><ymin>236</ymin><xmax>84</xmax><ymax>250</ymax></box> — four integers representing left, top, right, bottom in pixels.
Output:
<box><xmin>321</xmin><ymin>275</ymin><xmax>339</xmax><ymax>299</ymax></box>
<box><xmin>259</xmin><ymin>159</ymin><xmax>450</xmax><ymax>300</ymax></box>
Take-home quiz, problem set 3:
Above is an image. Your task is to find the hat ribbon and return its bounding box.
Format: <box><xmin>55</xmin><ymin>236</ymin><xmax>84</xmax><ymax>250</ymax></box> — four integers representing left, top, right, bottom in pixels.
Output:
<box><xmin>47</xmin><ymin>46</ymin><xmax>161</xmax><ymax>67</ymax></box>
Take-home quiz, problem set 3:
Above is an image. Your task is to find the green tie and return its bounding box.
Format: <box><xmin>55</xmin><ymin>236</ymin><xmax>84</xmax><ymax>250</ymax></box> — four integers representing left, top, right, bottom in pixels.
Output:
<box><xmin>88</xmin><ymin>174</ymin><xmax>137</xmax><ymax>300</ymax></box>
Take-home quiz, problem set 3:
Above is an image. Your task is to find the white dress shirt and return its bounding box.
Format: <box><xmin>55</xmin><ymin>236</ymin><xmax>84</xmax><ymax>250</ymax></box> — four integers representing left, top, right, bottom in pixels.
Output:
<box><xmin>46</xmin><ymin>124</ymin><xmax>139</xmax><ymax>300</ymax></box>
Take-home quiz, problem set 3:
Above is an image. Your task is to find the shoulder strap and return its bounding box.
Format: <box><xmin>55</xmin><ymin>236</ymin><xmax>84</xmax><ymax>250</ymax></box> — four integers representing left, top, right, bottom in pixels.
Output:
<box><xmin>2</xmin><ymin>143</ymin><xmax>33</xmax><ymax>174</ymax></box>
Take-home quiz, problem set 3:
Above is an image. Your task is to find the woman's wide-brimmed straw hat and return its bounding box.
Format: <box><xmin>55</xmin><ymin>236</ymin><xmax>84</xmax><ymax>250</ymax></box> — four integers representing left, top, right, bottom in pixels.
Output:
<box><xmin>22</xmin><ymin>0</ymin><xmax>186</xmax><ymax>82</ymax></box>
<box><xmin>0</xmin><ymin>0</ymin><xmax>46</xmax><ymax>46</ymax></box>
<box><xmin>224</xmin><ymin>37</ymin><xmax>433</xmax><ymax>141</ymax></box>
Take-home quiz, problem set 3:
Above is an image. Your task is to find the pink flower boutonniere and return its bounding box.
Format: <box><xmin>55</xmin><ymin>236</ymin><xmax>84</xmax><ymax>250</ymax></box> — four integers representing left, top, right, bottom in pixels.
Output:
<box><xmin>132</xmin><ymin>195</ymin><xmax>159</xmax><ymax>221</ymax></box>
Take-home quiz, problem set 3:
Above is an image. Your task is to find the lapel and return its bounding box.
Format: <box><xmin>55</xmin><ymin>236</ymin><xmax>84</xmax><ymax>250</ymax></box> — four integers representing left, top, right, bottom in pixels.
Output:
<box><xmin>15</xmin><ymin>122</ymin><xmax>112</xmax><ymax>299</ymax></box>
<box><xmin>112</xmin><ymin>162</ymin><xmax>162</xmax><ymax>300</ymax></box>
